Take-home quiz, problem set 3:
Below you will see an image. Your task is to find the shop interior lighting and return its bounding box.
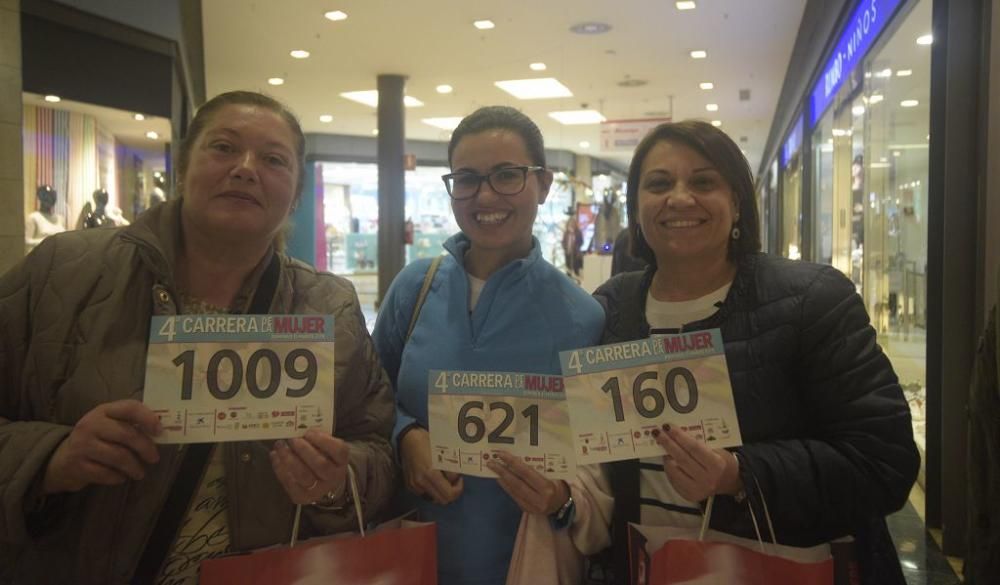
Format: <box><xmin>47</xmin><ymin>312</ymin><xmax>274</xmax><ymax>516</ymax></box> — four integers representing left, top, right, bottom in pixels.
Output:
<box><xmin>268</xmin><ymin>77</ymin><xmax>285</xmax><ymax>86</ymax></box>
<box><xmin>868</xmin><ymin>94</ymin><xmax>884</xmax><ymax>104</ymax></box>
<box><xmin>44</xmin><ymin>95</ymin><xmax>61</xmax><ymax>103</ymax></box>
<box><xmin>339</xmin><ymin>90</ymin><xmax>424</xmax><ymax>107</ymax></box>
<box><xmin>146</xmin><ymin>131</ymin><xmax>159</xmax><ymax>140</ymax></box>
<box><xmin>474</xmin><ymin>19</ymin><xmax>495</xmax><ymax>29</ymax></box>
<box><xmin>874</xmin><ymin>68</ymin><xmax>893</xmax><ymax>78</ymax></box>
<box><xmin>547</xmin><ymin>110</ymin><xmax>606</xmax><ymax>125</ymax></box>
<box><xmin>422</xmin><ymin>117</ymin><xmax>464</xmax><ymax>131</ymax></box>
<box><xmin>372</xmin><ymin>129</ymin><xmax>379</xmax><ymax>136</ymax></box>
<box><xmin>896</xmin><ymin>69</ymin><xmax>913</xmax><ymax>77</ymax></box>
<box><xmin>852</xmin><ymin>105</ymin><xmax>866</xmax><ymax>116</ymax></box>
<box><xmin>290</xmin><ymin>50</ymin><xmax>311</xmax><ymax>59</ymax></box>
<box><xmin>689</xmin><ymin>50</ymin><xmax>708</xmax><ymax>59</ymax></box>
<box><xmin>530</xmin><ymin>62</ymin><xmax>547</xmax><ymax>71</ymax></box>
<box><xmin>711</xmin><ymin>120</ymin><xmax>722</xmax><ymax>127</ymax></box>
<box><xmin>579</xmin><ymin>141</ymin><xmax>591</xmax><ymax>148</ymax></box>
<box><xmin>494</xmin><ymin>78</ymin><xmax>573</xmax><ymax>100</ymax></box>
<box><xmin>324</xmin><ymin>10</ymin><xmax>348</xmax><ymax>21</ymax></box>
<box><xmin>319</xmin><ymin>114</ymin><xmax>333</xmax><ymax>123</ymax></box>
<box><xmin>699</xmin><ymin>82</ymin><xmax>714</xmax><ymax>90</ymax></box>
<box><xmin>436</xmin><ymin>84</ymin><xmax>454</xmax><ymax>94</ymax></box>
<box><xmin>676</xmin><ymin>1</ymin><xmax>697</xmax><ymax>9</ymax></box>
<box><xmin>832</xmin><ymin>128</ymin><xmax>848</xmax><ymax>137</ymax></box>
<box><xmin>900</xmin><ymin>99</ymin><xmax>919</xmax><ymax>108</ymax></box>
<box><xmin>705</xmin><ymin>103</ymin><xmax>719</xmax><ymax>112</ymax></box>
<box><xmin>893</xmin><ymin>151</ymin><xmax>902</xmax><ymax>157</ymax></box>
<box><xmin>916</xmin><ymin>34</ymin><xmax>933</xmax><ymax>45</ymax></box>
<box><xmin>133</xmin><ymin>113</ymin><xmax>145</xmax><ymax>121</ymax></box>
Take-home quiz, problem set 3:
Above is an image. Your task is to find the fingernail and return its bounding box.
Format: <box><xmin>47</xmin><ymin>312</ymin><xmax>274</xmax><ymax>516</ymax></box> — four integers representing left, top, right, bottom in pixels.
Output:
<box><xmin>651</xmin><ymin>428</ymin><xmax>660</xmax><ymax>438</ymax></box>
<box><xmin>276</xmin><ymin>440</ymin><xmax>288</xmax><ymax>450</ymax></box>
<box><xmin>662</xmin><ymin>424</ymin><xmax>671</xmax><ymax>432</ymax></box>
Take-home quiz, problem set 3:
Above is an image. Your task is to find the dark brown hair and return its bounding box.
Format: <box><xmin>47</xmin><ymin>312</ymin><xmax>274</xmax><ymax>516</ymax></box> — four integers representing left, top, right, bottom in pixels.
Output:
<box><xmin>448</xmin><ymin>106</ymin><xmax>546</xmax><ymax>168</ymax></box>
<box><xmin>176</xmin><ymin>91</ymin><xmax>306</xmax><ymax>199</ymax></box>
<box><xmin>626</xmin><ymin>120</ymin><xmax>761</xmax><ymax>266</ymax></box>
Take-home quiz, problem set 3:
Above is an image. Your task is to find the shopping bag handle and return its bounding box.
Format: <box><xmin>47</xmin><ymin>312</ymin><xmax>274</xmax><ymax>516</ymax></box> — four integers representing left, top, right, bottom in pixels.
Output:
<box><xmin>697</xmin><ymin>473</ymin><xmax>777</xmax><ymax>554</ymax></box>
<box><xmin>289</xmin><ymin>464</ymin><xmax>365</xmax><ymax>547</ymax></box>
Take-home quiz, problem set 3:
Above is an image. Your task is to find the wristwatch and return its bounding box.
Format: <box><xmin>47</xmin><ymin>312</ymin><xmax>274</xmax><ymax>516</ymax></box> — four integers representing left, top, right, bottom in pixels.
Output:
<box><xmin>549</xmin><ymin>494</ymin><xmax>576</xmax><ymax>529</ymax></box>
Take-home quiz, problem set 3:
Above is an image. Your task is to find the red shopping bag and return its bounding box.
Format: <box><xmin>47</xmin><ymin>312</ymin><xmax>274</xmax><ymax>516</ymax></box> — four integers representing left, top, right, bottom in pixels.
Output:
<box><xmin>200</xmin><ymin>520</ymin><xmax>436</xmax><ymax>585</ymax></box>
<box><xmin>200</xmin><ymin>467</ymin><xmax>436</xmax><ymax>585</ymax></box>
<box><xmin>628</xmin><ymin>494</ymin><xmax>857</xmax><ymax>585</ymax></box>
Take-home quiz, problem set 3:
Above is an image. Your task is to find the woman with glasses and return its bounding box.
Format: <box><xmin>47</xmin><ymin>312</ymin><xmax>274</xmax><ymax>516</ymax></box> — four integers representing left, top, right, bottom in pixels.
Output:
<box><xmin>373</xmin><ymin>106</ymin><xmax>605</xmax><ymax>585</ymax></box>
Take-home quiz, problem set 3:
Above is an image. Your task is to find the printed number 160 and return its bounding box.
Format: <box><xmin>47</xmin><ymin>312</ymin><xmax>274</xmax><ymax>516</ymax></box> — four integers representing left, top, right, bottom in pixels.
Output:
<box><xmin>601</xmin><ymin>367</ymin><xmax>698</xmax><ymax>422</ymax></box>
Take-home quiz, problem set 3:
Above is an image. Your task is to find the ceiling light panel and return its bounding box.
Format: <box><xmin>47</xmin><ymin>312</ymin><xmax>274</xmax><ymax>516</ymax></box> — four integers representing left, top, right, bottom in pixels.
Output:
<box><xmin>324</xmin><ymin>10</ymin><xmax>347</xmax><ymax>21</ymax></box>
<box><xmin>339</xmin><ymin>90</ymin><xmax>424</xmax><ymax>107</ymax></box>
<box><xmin>530</xmin><ymin>62</ymin><xmax>547</xmax><ymax>71</ymax></box>
<box><xmin>547</xmin><ymin>110</ymin><xmax>606</xmax><ymax>125</ymax></box>
<box><xmin>690</xmin><ymin>50</ymin><xmax>707</xmax><ymax>59</ymax></box>
<box><xmin>676</xmin><ymin>1</ymin><xmax>697</xmax><ymax>9</ymax></box>
<box><xmin>474</xmin><ymin>20</ymin><xmax>495</xmax><ymax>29</ymax></box>
<box><xmin>494</xmin><ymin>78</ymin><xmax>573</xmax><ymax>100</ymax></box>
<box><xmin>700</xmin><ymin>82</ymin><xmax>714</xmax><ymax>90</ymax></box>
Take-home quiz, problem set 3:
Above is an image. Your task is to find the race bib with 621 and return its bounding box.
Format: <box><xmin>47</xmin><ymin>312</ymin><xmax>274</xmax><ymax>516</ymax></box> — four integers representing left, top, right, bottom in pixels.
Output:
<box><xmin>427</xmin><ymin>370</ymin><xmax>575</xmax><ymax>480</ymax></box>
<box><xmin>143</xmin><ymin>314</ymin><xmax>335</xmax><ymax>443</ymax></box>
<box><xmin>560</xmin><ymin>329</ymin><xmax>742</xmax><ymax>465</ymax></box>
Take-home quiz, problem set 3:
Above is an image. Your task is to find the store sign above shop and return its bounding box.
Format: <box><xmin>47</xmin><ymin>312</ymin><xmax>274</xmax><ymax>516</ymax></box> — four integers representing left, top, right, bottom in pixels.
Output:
<box><xmin>809</xmin><ymin>0</ymin><xmax>905</xmax><ymax>127</ymax></box>
<box><xmin>600</xmin><ymin>118</ymin><xmax>671</xmax><ymax>153</ymax></box>
<box><xmin>780</xmin><ymin>116</ymin><xmax>804</xmax><ymax>169</ymax></box>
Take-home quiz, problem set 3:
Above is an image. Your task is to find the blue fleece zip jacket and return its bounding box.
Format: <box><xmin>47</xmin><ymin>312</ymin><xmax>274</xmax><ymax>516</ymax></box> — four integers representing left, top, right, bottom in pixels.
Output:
<box><xmin>372</xmin><ymin>233</ymin><xmax>604</xmax><ymax>585</ymax></box>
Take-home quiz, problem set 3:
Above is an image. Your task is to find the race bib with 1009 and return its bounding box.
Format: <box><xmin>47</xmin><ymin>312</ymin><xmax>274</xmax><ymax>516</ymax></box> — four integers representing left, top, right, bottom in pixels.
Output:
<box><xmin>427</xmin><ymin>370</ymin><xmax>576</xmax><ymax>480</ymax></box>
<box><xmin>560</xmin><ymin>329</ymin><xmax>742</xmax><ymax>465</ymax></box>
<box><xmin>143</xmin><ymin>314</ymin><xmax>335</xmax><ymax>443</ymax></box>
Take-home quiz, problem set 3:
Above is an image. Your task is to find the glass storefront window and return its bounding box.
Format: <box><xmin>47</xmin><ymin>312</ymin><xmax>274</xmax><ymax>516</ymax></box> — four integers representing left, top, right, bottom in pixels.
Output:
<box><xmin>21</xmin><ymin>93</ymin><xmax>170</xmax><ymax>254</ymax></box>
<box><xmin>781</xmin><ymin>156</ymin><xmax>802</xmax><ymax>260</ymax></box>
<box><xmin>812</xmin><ymin>110</ymin><xmax>835</xmax><ymax>265</ymax></box>
<box><xmin>862</xmin><ymin>0</ymin><xmax>931</xmax><ymax>461</ymax></box>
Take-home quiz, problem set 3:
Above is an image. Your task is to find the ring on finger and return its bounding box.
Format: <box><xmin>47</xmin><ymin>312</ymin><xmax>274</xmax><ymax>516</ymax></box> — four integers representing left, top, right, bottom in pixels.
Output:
<box><xmin>304</xmin><ymin>478</ymin><xmax>319</xmax><ymax>491</ymax></box>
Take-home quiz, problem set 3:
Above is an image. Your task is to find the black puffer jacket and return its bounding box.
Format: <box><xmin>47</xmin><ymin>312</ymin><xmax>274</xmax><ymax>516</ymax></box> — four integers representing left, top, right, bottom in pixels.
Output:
<box><xmin>592</xmin><ymin>253</ymin><xmax>919</xmax><ymax>585</ymax></box>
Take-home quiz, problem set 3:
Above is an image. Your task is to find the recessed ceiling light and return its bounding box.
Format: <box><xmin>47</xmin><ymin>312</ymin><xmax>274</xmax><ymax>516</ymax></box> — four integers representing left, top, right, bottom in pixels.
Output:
<box><xmin>324</xmin><ymin>10</ymin><xmax>347</xmax><ymax>21</ymax></box>
<box><xmin>852</xmin><ymin>105</ymin><xmax>866</xmax><ymax>116</ymax></box>
<box><xmin>319</xmin><ymin>114</ymin><xmax>333</xmax><ymax>123</ymax></box>
<box><xmin>896</xmin><ymin>69</ymin><xmax>913</xmax><ymax>77</ymax></box>
<box><xmin>133</xmin><ymin>113</ymin><xmax>145</xmax><ymax>121</ymax></box>
<box><xmin>700</xmin><ymin>82</ymin><xmax>714</xmax><ymax>90</ymax></box>
<box><xmin>268</xmin><ymin>77</ymin><xmax>285</xmax><ymax>86</ymax></box>
<box><xmin>869</xmin><ymin>94</ymin><xmax>884</xmax><ymax>104</ymax></box>
<box><xmin>473</xmin><ymin>19</ymin><xmax>495</xmax><ymax>29</ymax></box>
<box><xmin>494</xmin><ymin>78</ymin><xmax>573</xmax><ymax>100</ymax></box>
<box><xmin>372</xmin><ymin>129</ymin><xmax>379</xmax><ymax>136</ymax></box>
<box><xmin>832</xmin><ymin>128</ymin><xmax>848</xmax><ymax>137</ymax></box>
<box><xmin>579</xmin><ymin>141</ymin><xmax>591</xmax><ymax>148</ymax></box>
<box><xmin>44</xmin><ymin>95</ymin><xmax>61</xmax><ymax>103</ymax></box>
<box><xmin>893</xmin><ymin>151</ymin><xmax>902</xmax><ymax>157</ymax></box>
<box><xmin>900</xmin><ymin>99</ymin><xmax>919</xmax><ymax>107</ymax></box>
<box><xmin>423</xmin><ymin>117</ymin><xmax>464</xmax><ymax>131</ymax></box>
<box><xmin>339</xmin><ymin>90</ymin><xmax>424</xmax><ymax>107</ymax></box>
<box><xmin>916</xmin><ymin>34</ymin><xmax>933</xmax><ymax>45</ymax></box>
<box><xmin>705</xmin><ymin>103</ymin><xmax>719</xmax><ymax>112</ymax></box>
<box><xmin>711</xmin><ymin>120</ymin><xmax>722</xmax><ymax>127</ymax></box>
<box><xmin>146</xmin><ymin>131</ymin><xmax>159</xmax><ymax>140</ymax></box>
<box><xmin>290</xmin><ymin>50</ymin><xmax>310</xmax><ymax>59</ymax></box>
<box><xmin>530</xmin><ymin>62</ymin><xmax>547</xmax><ymax>71</ymax></box>
<box><xmin>547</xmin><ymin>110</ymin><xmax>606</xmax><ymax>125</ymax></box>
<box><xmin>569</xmin><ymin>22</ymin><xmax>612</xmax><ymax>35</ymax></box>
<box><xmin>436</xmin><ymin>84</ymin><xmax>453</xmax><ymax>94</ymax></box>
<box><xmin>874</xmin><ymin>68</ymin><xmax>893</xmax><ymax>78</ymax></box>
<box><xmin>690</xmin><ymin>50</ymin><xmax>707</xmax><ymax>59</ymax></box>
<box><xmin>676</xmin><ymin>1</ymin><xmax>697</xmax><ymax>9</ymax></box>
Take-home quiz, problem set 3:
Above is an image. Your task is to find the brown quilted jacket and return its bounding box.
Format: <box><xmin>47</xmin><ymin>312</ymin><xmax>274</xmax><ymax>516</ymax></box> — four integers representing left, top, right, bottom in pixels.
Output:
<box><xmin>0</xmin><ymin>198</ymin><xmax>396</xmax><ymax>584</ymax></box>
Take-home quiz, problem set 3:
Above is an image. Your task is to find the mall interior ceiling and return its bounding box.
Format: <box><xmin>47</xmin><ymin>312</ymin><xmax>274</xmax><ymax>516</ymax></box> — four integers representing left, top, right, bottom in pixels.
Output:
<box><xmin>202</xmin><ymin>0</ymin><xmax>806</xmax><ymax>169</ymax></box>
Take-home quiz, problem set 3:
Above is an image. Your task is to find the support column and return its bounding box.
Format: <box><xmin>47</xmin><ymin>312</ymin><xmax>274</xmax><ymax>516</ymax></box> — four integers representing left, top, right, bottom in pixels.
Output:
<box><xmin>0</xmin><ymin>0</ymin><xmax>23</xmax><ymax>273</ymax></box>
<box><xmin>377</xmin><ymin>74</ymin><xmax>405</xmax><ymax>305</ymax></box>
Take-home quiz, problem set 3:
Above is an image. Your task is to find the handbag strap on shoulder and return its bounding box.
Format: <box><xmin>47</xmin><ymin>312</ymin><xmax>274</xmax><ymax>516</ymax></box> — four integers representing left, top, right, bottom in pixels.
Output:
<box><xmin>405</xmin><ymin>255</ymin><xmax>443</xmax><ymax>343</ymax></box>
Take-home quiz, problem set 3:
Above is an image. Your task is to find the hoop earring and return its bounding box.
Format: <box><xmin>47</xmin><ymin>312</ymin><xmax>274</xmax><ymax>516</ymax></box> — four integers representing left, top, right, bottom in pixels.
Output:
<box><xmin>731</xmin><ymin>226</ymin><xmax>741</xmax><ymax>240</ymax></box>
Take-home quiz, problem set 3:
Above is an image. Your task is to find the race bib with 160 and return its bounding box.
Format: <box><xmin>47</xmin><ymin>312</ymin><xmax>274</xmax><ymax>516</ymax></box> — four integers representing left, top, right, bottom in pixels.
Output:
<box><xmin>560</xmin><ymin>329</ymin><xmax>742</xmax><ymax>465</ymax></box>
<box><xmin>428</xmin><ymin>370</ymin><xmax>575</xmax><ymax>480</ymax></box>
<box><xmin>143</xmin><ymin>314</ymin><xmax>335</xmax><ymax>443</ymax></box>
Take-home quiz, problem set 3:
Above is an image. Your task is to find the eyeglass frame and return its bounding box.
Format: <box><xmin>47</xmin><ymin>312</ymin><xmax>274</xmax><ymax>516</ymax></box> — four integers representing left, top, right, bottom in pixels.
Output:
<box><xmin>441</xmin><ymin>165</ymin><xmax>547</xmax><ymax>200</ymax></box>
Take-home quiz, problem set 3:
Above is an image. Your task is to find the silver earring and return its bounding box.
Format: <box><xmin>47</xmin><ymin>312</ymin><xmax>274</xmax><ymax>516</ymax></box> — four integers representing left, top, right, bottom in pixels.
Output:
<box><xmin>731</xmin><ymin>226</ymin><xmax>741</xmax><ymax>240</ymax></box>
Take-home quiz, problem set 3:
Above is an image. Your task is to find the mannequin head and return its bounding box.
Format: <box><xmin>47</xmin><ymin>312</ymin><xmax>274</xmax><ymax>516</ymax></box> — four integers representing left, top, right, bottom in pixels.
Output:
<box><xmin>37</xmin><ymin>185</ymin><xmax>57</xmax><ymax>212</ymax></box>
<box><xmin>92</xmin><ymin>189</ymin><xmax>109</xmax><ymax>211</ymax></box>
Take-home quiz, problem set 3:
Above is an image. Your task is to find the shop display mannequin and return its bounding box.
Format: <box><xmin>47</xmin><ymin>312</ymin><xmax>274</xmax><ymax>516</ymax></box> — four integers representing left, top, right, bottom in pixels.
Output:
<box><xmin>592</xmin><ymin>191</ymin><xmax>623</xmax><ymax>253</ymax></box>
<box><xmin>83</xmin><ymin>189</ymin><xmax>111</xmax><ymax>229</ymax></box>
<box><xmin>25</xmin><ymin>185</ymin><xmax>65</xmax><ymax>252</ymax></box>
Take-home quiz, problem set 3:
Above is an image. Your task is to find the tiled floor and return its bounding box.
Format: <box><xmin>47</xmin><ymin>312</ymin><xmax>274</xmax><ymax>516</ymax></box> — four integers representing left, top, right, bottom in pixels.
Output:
<box><xmin>887</xmin><ymin>501</ymin><xmax>962</xmax><ymax>584</ymax></box>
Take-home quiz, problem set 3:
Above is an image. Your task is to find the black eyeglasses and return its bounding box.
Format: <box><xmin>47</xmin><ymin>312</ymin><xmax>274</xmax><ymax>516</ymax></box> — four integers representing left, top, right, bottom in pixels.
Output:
<box><xmin>441</xmin><ymin>166</ymin><xmax>545</xmax><ymax>200</ymax></box>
